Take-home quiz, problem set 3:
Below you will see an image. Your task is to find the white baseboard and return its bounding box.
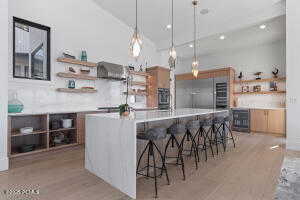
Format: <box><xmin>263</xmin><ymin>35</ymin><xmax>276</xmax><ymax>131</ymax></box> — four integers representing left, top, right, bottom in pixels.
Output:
<box><xmin>286</xmin><ymin>140</ymin><xmax>300</xmax><ymax>151</ymax></box>
<box><xmin>0</xmin><ymin>157</ymin><xmax>9</xmax><ymax>171</ymax></box>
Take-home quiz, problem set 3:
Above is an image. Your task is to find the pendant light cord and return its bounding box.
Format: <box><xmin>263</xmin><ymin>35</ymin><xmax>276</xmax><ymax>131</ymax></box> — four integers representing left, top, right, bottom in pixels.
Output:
<box><xmin>171</xmin><ymin>0</ymin><xmax>174</xmax><ymax>47</ymax></box>
<box><xmin>193</xmin><ymin>2</ymin><xmax>197</xmax><ymax>60</ymax></box>
<box><xmin>136</xmin><ymin>0</ymin><xmax>138</xmax><ymax>32</ymax></box>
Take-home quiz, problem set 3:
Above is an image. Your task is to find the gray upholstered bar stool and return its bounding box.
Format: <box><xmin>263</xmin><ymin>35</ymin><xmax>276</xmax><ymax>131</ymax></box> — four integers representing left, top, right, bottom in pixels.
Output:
<box><xmin>196</xmin><ymin>117</ymin><xmax>215</xmax><ymax>161</ymax></box>
<box><xmin>212</xmin><ymin>115</ymin><xmax>227</xmax><ymax>154</ymax></box>
<box><xmin>136</xmin><ymin>127</ymin><xmax>170</xmax><ymax>198</ymax></box>
<box><xmin>164</xmin><ymin>123</ymin><xmax>186</xmax><ymax>180</ymax></box>
<box><xmin>222</xmin><ymin>112</ymin><xmax>236</xmax><ymax>150</ymax></box>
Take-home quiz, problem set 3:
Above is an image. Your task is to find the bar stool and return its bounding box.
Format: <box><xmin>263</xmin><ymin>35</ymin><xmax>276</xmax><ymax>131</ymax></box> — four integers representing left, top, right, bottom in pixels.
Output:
<box><xmin>196</xmin><ymin>117</ymin><xmax>215</xmax><ymax>161</ymax></box>
<box><xmin>180</xmin><ymin>120</ymin><xmax>200</xmax><ymax>170</ymax></box>
<box><xmin>136</xmin><ymin>127</ymin><xmax>170</xmax><ymax>198</ymax></box>
<box><xmin>212</xmin><ymin>115</ymin><xmax>227</xmax><ymax>154</ymax></box>
<box><xmin>222</xmin><ymin>112</ymin><xmax>236</xmax><ymax>149</ymax></box>
<box><xmin>164</xmin><ymin>123</ymin><xmax>186</xmax><ymax>180</ymax></box>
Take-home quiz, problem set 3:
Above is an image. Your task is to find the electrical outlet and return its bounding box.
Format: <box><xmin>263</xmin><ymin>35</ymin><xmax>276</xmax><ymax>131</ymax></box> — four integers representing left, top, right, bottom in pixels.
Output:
<box><xmin>289</xmin><ymin>97</ymin><xmax>297</xmax><ymax>104</ymax></box>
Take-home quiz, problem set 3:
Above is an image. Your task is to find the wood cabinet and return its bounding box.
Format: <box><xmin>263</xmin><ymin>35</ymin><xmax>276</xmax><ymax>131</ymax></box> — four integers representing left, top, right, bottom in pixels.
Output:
<box><xmin>250</xmin><ymin>109</ymin><xmax>286</xmax><ymax>136</ymax></box>
<box><xmin>146</xmin><ymin>66</ymin><xmax>170</xmax><ymax>108</ymax></box>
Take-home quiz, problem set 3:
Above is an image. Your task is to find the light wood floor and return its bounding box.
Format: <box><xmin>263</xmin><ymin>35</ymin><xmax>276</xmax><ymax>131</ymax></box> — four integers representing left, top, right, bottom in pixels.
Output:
<box><xmin>0</xmin><ymin>132</ymin><xmax>286</xmax><ymax>200</ymax></box>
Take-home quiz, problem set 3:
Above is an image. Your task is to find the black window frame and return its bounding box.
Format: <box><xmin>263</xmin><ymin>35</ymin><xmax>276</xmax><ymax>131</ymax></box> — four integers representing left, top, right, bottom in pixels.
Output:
<box><xmin>13</xmin><ymin>17</ymin><xmax>51</xmax><ymax>81</ymax></box>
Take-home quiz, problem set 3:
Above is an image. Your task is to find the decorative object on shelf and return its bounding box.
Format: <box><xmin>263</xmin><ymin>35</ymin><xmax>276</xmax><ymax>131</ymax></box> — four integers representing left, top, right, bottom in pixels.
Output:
<box><xmin>53</xmin><ymin>132</ymin><xmax>65</xmax><ymax>144</ymax></box>
<box><xmin>238</xmin><ymin>72</ymin><xmax>243</xmax><ymax>81</ymax></box>
<box><xmin>168</xmin><ymin>0</ymin><xmax>177</xmax><ymax>69</ymax></box>
<box><xmin>119</xmin><ymin>104</ymin><xmax>130</xmax><ymax>116</ymax></box>
<box><xmin>80</xmin><ymin>50</ymin><xmax>87</xmax><ymax>62</ymax></box>
<box><xmin>270</xmin><ymin>81</ymin><xmax>278</xmax><ymax>91</ymax></box>
<box><xmin>139</xmin><ymin>65</ymin><xmax>143</xmax><ymax>72</ymax></box>
<box><xmin>80</xmin><ymin>68</ymin><xmax>90</xmax><ymax>74</ymax></box>
<box><xmin>61</xmin><ymin>119</ymin><xmax>73</xmax><ymax>129</ymax></box>
<box><xmin>128</xmin><ymin>65</ymin><xmax>135</xmax><ymax>71</ymax></box>
<box><xmin>20</xmin><ymin>127</ymin><xmax>33</xmax><ymax>134</ymax></box>
<box><xmin>68</xmin><ymin>80</ymin><xmax>76</xmax><ymax>89</ymax></box>
<box><xmin>63</xmin><ymin>51</ymin><xmax>76</xmax><ymax>59</ymax></box>
<box><xmin>8</xmin><ymin>91</ymin><xmax>24</xmax><ymax>113</ymax></box>
<box><xmin>242</xmin><ymin>85</ymin><xmax>250</xmax><ymax>93</ymax></box>
<box><xmin>254</xmin><ymin>72</ymin><xmax>262</xmax><ymax>80</ymax></box>
<box><xmin>272</xmin><ymin>68</ymin><xmax>279</xmax><ymax>78</ymax></box>
<box><xmin>50</xmin><ymin>120</ymin><xmax>61</xmax><ymax>130</ymax></box>
<box><xmin>19</xmin><ymin>144</ymin><xmax>36</xmax><ymax>153</ymax></box>
<box><xmin>253</xmin><ymin>85</ymin><xmax>262</xmax><ymax>92</ymax></box>
<box><xmin>69</xmin><ymin>67</ymin><xmax>76</xmax><ymax>73</ymax></box>
<box><xmin>191</xmin><ymin>0</ymin><xmax>199</xmax><ymax>77</ymax></box>
<box><xmin>129</xmin><ymin>0</ymin><xmax>142</xmax><ymax>59</ymax></box>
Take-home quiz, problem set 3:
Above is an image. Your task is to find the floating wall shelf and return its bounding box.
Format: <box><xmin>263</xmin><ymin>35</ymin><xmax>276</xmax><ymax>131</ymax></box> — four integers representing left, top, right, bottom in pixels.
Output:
<box><xmin>57</xmin><ymin>57</ymin><xmax>97</xmax><ymax>68</ymax></box>
<box><xmin>234</xmin><ymin>91</ymin><xmax>286</xmax><ymax>95</ymax></box>
<box><xmin>234</xmin><ymin>77</ymin><xmax>286</xmax><ymax>84</ymax></box>
<box><xmin>56</xmin><ymin>88</ymin><xmax>97</xmax><ymax>93</ymax></box>
<box><xmin>57</xmin><ymin>72</ymin><xmax>97</xmax><ymax>80</ymax></box>
<box><xmin>124</xmin><ymin>91</ymin><xmax>148</xmax><ymax>96</ymax></box>
<box><xmin>131</xmin><ymin>81</ymin><xmax>147</xmax><ymax>87</ymax></box>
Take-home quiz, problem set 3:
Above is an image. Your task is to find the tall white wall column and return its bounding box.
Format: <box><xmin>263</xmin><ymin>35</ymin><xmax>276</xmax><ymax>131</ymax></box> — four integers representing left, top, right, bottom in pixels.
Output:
<box><xmin>286</xmin><ymin>0</ymin><xmax>300</xmax><ymax>150</ymax></box>
<box><xmin>0</xmin><ymin>0</ymin><xmax>9</xmax><ymax>171</ymax></box>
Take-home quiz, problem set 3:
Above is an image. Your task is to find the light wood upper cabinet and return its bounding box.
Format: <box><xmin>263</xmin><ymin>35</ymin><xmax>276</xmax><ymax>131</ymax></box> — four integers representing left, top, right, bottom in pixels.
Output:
<box><xmin>251</xmin><ymin>109</ymin><xmax>268</xmax><ymax>133</ymax></box>
<box><xmin>267</xmin><ymin>109</ymin><xmax>286</xmax><ymax>135</ymax></box>
<box><xmin>250</xmin><ymin>109</ymin><xmax>286</xmax><ymax>136</ymax></box>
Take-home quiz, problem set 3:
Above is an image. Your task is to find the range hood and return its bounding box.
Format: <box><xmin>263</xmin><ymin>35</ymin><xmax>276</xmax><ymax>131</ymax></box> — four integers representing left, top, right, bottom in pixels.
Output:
<box><xmin>97</xmin><ymin>62</ymin><xmax>127</xmax><ymax>80</ymax></box>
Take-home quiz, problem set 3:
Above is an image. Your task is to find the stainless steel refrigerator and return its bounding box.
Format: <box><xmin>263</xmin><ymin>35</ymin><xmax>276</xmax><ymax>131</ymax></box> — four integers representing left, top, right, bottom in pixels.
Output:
<box><xmin>175</xmin><ymin>77</ymin><xmax>229</xmax><ymax>109</ymax></box>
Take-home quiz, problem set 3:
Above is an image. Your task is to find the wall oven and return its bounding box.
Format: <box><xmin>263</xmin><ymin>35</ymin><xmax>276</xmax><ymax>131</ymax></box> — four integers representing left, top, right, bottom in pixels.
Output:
<box><xmin>158</xmin><ymin>88</ymin><xmax>170</xmax><ymax>110</ymax></box>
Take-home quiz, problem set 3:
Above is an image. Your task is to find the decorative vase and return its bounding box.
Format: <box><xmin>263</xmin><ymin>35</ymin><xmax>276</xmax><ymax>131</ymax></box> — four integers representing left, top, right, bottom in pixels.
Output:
<box><xmin>68</xmin><ymin>80</ymin><xmax>76</xmax><ymax>89</ymax></box>
<box><xmin>81</xmin><ymin>51</ymin><xmax>87</xmax><ymax>62</ymax></box>
<box><xmin>8</xmin><ymin>92</ymin><xmax>24</xmax><ymax>113</ymax></box>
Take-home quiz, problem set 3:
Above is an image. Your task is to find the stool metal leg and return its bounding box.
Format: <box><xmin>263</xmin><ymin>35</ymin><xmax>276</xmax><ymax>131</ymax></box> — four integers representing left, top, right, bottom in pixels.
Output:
<box><xmin>150</xmin><ymin>141</ymin><xmax>158</xmax><ymax>198</ymax></box>
<box><xmin>225</xmin><ymin>122</ymin><xmax>236</xmax><ymax>148</ymax></box>
<box><xmin>153</xmin><ymin>142</ymin><xmax>170</xmax><ymax>185</ymax></box>
<box><xmin>137</xmin><ymin>142</ymin><xmax>150</xmax><ymax>174</ymax></box>
<box><xmin>173</xmin><ymin>136</ymin><xmax>186</xmax><ymax>180</ymax></box>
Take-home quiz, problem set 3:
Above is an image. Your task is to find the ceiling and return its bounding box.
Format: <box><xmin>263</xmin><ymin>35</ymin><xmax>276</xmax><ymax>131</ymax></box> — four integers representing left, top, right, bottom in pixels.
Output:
<box><xmin>177</xmin><ymin>15</ymin><xmax>286</xmax><ymax>58</ymax></box>
<box><xmin>94</xmin><ymin>0</ymin><xmax>285</xmax><ymax>50</ymax></box>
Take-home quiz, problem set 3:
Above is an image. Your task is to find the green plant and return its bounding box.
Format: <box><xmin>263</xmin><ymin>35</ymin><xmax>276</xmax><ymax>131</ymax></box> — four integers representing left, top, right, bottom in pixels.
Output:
<box><xmin>119</xmin><ymin>104</ymin><xmax>129</xmax><ymax>115</ymax></box>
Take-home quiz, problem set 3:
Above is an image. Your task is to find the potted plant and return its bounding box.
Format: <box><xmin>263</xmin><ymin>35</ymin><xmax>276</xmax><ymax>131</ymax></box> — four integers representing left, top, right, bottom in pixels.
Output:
<box><xmin>119</xmin><ymin>75</ymin><xmax>131</xmax><ymax>116</ymax></box>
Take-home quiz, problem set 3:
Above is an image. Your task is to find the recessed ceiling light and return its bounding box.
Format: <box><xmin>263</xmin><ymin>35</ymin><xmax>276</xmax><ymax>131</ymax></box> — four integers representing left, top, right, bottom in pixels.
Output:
<box><xmin>200</xmin><ymin>9</ymin><xmax>209</xmax><ymax>15</ymax></box>
<box><xmin>166</xmin><ymin>24</ymin><xmax>172</xmax><ymax>29</ymax></box>
<box><xmin>260</xmin><ymin>24</ymin><xmax>266</xmax><ymax>29</ymax></box>
<box><xmin>189</xmin><ymin>44</ymin><xmax>193</xmax><ymax>48</ymax></box>
<box><xmin>219</xmin><ymin>35</ymin><xmax>226</xmax><ymax>40</ymax></box>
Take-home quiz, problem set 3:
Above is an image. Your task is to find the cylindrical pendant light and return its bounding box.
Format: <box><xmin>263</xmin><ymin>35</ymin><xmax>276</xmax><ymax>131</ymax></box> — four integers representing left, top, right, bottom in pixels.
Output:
<box><xmin>191</xmin><ymin>0</ymin><xmax>199</xmax><ymax>77</ymax></box>
<box><xmin>130</xmin><ymin>0</ymin><xmax>142</xmax><ymax>59</ymax></box>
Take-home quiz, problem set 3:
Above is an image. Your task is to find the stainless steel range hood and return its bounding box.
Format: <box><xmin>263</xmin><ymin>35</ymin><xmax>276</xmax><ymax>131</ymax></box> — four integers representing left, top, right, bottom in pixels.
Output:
<box><xmin>97</xmin><ymin>62</ymin><xmax>126</xmax><ymax>80</ymax></box>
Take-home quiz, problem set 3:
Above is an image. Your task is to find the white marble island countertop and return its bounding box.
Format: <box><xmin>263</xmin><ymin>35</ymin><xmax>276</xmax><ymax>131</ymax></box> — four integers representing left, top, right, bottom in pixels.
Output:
<box><xmin>87</xmin><ymin>108</ymin><xmax>229</xmax><ymax>123</ymax></box>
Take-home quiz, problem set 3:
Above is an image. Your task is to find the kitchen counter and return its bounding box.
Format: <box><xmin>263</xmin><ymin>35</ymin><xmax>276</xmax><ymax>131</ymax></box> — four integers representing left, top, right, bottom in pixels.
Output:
<box><xmin>85</xmin><ymin>108</ymin><xmax>228</xmax><ymax>199</ymax></box>
<box><xmin>8</xmin><ymin>106</ymin><xmax>158</xmax><ymax>116</ymax></box>
<box><xmin>233</xmin><ymin>107</ymin><xmax>286</xmax><ymax>110</ymax></box>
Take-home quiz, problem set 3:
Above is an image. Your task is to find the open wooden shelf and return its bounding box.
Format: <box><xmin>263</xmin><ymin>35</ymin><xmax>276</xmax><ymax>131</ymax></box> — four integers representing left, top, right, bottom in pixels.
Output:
<box><xmin>56</xmin><ymin>88</ymin><xmax>97</xmax><ymax>93</ymax></box>
<box><xmin>10</xmin><ymin>147</ymin><xmax>48</xmax><ymax>158</ymax></box>
<box><xmin>124</xmin><ymin>91</ymin><xmax>148</xmax><ymax>96</ymax></box>
<box><xmin>49</xmin><ymin>127</ymin><xmax>76</xmax><ymax>133</ymax></box>
<box><xmin>234</xmin><ymin>91</ymin><xmax>286</xmax><ymax>95</ymax></box>
<box><xmin>11</xmin><ymin>130</ymin><xmax>47</xmax><ymax>137</ymax></box>
<box><xmin>234</xmin><ymin>77</ymin><xmax>286</xmax><ymax>84</ymax></box>
<box><xmin>131</xmin><ymin>81</ymin><xmax>147</xmax><ymax>86</ymax></box>
<box><xmin>129</xmin><ymin>71</ymin><xmax>150</xmax><ymax>77</ymax></box>
<box><xmin>49</xmin><ymin>143</ymin><xmax>78</xmax><ymax>150</ymax></box>
<box><xmin>57</xmin><ymin>72</ymin><xmax>97</xmax><ymax>80</ymax></box>
<box><xmin>57</xmin><ymin>57</ymin><xmax>97</xmax><ymax>68</ymax></box>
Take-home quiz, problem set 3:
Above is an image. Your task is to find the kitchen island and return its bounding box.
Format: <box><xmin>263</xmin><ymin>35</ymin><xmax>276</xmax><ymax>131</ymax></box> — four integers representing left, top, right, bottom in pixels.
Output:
<box><xmin>85</xmin><ymin>108</ymin><xmax>228</xmax><ymax>199</ymax></box>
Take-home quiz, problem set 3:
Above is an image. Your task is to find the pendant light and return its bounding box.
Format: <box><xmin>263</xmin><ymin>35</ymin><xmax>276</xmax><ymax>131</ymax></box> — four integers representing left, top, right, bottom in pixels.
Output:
<box><xmin>191</xmin><ymin>0</ymin><xmax>199</xmax><ymax>77</ymax></box>
<box><xmin>168</xmin><ymin>0</ymin><xmax>176</xmax><ymax>69</ymax></box>
<box><xmin>130</xmin><ymin>0</ymin><xmax>142</xmax><ymax>59</ymax></box>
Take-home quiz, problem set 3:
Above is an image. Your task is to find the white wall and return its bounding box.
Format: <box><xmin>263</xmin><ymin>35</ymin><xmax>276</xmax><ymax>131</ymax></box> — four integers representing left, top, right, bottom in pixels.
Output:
<box><xmin>286</xmin><ymin>0</ymin><xmax>300</xmax><ymax>151</ymax></box>
<box><xmin>0</xmin><ymin>0</ymin><xmax>9</xmax><ymax>171</ymax></box>
<box><xmin>174</xmin><ymin>40</ymin><xmax>286</xmax><ymax>108</ymax></box>
<box><xmin>8</xmin><ymin>0</ymin><xmax>161</xmax><ymax>110</ymax></box>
